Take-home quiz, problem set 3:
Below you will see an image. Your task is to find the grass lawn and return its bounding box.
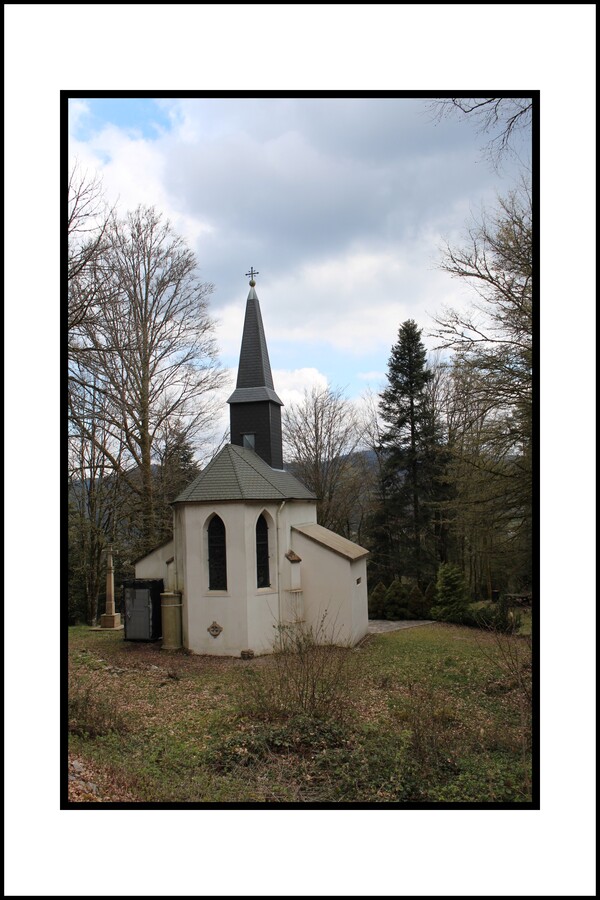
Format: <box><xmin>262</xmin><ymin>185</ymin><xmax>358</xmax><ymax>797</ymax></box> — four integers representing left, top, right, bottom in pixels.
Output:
<box><xmin>67</xmin><ymin>621</ymin><xmax>533</xmax><ymax>804</ymax></box>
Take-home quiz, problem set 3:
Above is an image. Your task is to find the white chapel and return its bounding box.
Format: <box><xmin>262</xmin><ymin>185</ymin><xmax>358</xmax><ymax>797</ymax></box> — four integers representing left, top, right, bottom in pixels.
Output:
<box><xmin>134</xmin><ymin>273</ymin><xmax>369</xmax><ymax>656</ymax></box>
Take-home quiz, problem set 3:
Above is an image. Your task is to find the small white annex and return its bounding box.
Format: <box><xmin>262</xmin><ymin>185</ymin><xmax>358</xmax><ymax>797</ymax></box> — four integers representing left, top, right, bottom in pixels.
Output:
<box><xmin>135</xmin><ymin>278</ymin><xmax>369</xmax><ymax>656</ymax></box>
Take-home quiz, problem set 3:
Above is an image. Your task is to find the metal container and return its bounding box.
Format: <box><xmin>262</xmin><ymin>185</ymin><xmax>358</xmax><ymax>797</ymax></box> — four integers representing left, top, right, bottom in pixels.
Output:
<box><xmin>122</xmin><ymin>579</ymin><xmax>164</xmax><ymax>641</ymax></box>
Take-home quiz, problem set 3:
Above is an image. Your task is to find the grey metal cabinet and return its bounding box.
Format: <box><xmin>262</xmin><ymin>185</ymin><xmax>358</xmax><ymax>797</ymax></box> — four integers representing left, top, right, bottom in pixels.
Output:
<box><xmin>123</xmin><ymin>579</ymin><xmax>163</xmax><ymax>641</ymax></box>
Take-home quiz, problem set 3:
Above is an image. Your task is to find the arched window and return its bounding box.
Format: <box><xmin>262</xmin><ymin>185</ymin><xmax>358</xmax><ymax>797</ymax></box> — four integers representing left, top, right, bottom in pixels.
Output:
<box><xmin>208</xmin><ymin>515</ymin><xmax>227</xmax><ymax>590</ymax></box>
<box><xmin>256</xmin><ymin>514</ymin><xmax>270</xmax><ymax>588</ymax></box>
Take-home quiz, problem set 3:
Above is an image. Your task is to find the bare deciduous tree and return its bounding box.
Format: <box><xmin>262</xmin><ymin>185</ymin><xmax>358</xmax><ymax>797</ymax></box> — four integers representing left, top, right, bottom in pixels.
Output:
<box><xmin>433</xmin><ymin>180</ymin><xmax>532</xmax><ymax>452</ymax></box>
<box><xmin>70</xmin><ymin>205</ymin><xmax>225</xmax><ymax>553</ymax></box>
<box><xmin>68</xmin><ymin>373</ymin><xmax>128</xmax><ymax>624</ymax></box>
<box><xmin>68</xmin><ymin>163</ymin><xmax>114</xmax><ymax>358</ymax></box>
<box><xmin>428</xmin><ymin>97</ymin><xmax>532</xmax><ymax>167</ymax></box>
<box><xmin>283</xmin><ymin>385</ymin><xmax>366</xmax><ymax>537</ymax></box>
<box><xmin>430</xmin><ymin>180</ymin><xmax>533</xmax><ymax>594</ymax></box>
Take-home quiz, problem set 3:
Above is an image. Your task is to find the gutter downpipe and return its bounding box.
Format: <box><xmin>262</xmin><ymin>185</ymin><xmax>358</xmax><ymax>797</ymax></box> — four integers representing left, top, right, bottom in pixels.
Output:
<box><xmin>276</xmin><ymin>500</ymin><xmax>286</xmax><ymax>634</ymax></box>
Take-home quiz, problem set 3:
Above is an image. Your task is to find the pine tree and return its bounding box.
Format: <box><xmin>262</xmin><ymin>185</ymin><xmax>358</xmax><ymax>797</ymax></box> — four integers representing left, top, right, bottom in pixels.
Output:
<box><xmin>376</xmin><ymin>320</ymin><xmax>441</xmax><ymax>586</ymax></box>
<box><xmin>431</xmin><ymin>563</ymin><xmax>470</xmax><ymax>623</ymax></box>
<box><xmin>154</xmin><ymin>426</ymin><xmax>201</xmax><ymax>544</ymax></box>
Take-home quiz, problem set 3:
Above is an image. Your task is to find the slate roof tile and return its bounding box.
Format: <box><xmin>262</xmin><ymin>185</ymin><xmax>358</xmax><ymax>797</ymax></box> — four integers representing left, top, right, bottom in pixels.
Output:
<box><xmin>173</xmin><ymin>444</ymin><xmax>316</xmax><ymax>503</ymax></box>
<box><xmin>226</xmin><ymin>287</ymin><xmax>282</xmax><ymax>405</ymax></box>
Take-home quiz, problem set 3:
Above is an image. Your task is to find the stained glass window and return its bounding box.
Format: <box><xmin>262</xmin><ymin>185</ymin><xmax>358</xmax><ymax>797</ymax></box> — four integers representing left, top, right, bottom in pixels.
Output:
<box><xmin>256</xmin><ymin>514</ymin><xmax>270</xmax><ymax>588</ymax></box>
<box><xmin>208</xmin><ymin>515</ymin><xmax>227</xmax><ymax>590</ymax></box>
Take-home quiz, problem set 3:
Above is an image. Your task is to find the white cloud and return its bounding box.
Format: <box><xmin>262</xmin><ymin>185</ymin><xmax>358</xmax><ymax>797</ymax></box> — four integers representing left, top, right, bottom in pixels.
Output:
<box><xmin>68</xmin><ymin>99</ymin><xmax>90</xmax><ymax>133</ymax></box>
<box><xmin>258</xmin><ymin>238</ymin><xmax>474</xmax><ymax>358</ymax></box>
<box><xmin>272</xmin><ymin>367</ymin><xmax>329</xmax><ymax>406</ymax></box>
<box><xmin>66</xmin><ymin>99</ymin><xmax>504</xmax><ymax>433</ymax></box>
<box><xmin>68</xmin><ymin>98</ymin><xmax>516</xmax><ymax>383</ymax></box>
<box><xmin>69</xmin><ymin>120</ymin><xmax>215</xmax><ymax>251</ymax></box>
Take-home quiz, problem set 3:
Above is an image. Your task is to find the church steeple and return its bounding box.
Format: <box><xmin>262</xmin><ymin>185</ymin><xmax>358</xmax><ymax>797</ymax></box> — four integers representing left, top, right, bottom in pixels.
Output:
<box><xmin>227</xmin><ymin>271</ymin><xmax>284</xmax><ymax>469</ymax></box>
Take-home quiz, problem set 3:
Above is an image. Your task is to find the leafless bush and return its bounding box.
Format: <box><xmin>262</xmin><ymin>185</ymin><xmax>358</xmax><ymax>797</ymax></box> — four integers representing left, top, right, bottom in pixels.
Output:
<box><xmin>477</xmin><ymin>629</ymin><xmax>532</xmax><ymax>709</ymax></box>
<box><xmin>68</xmin><ymin>683</ymin><xmax>128</xmax><ymax>739</ymax></box>
<box><xmin>241</xmin><ymin>613</ymin><xmax>360</xmax><ymax>723</ymax></box>
<box><xmin>476</xmin><ymin>627</ymin><xmax>533</xmax><ymax>779</ymax></box>
<box><xmin>394</xmin><ymin>681</ymin><xmax>457</xmax><ymax>772</ymax></box>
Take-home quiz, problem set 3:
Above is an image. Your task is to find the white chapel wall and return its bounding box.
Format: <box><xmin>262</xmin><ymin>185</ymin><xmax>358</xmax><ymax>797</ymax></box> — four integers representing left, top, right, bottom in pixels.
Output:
<box><xmin>134</xmin><ymin>540</ymin><xmax>174</xmax><ymax>583</ymax></box>
<box><xmin>290</xmin><ymin>531</ymin><xmax>369</xmax><ymax>646</ymax></box>
<box><xmin>181</xmin><ymin>502</ymin><xmax>249</xmax><ymax>655</ymax></box>
<box><xmin>350</xmin><ymin>557</ymin><xmax>369</xmax><ymax>643</ymax></box>
<box><xmin>177</xmin><ymin>499</ymin><xmax>318</xmax><ymax>655</ymax></box>
<box><xmin>134</xmin><ymin>498</ymin><xmax>367</xmax><ymax>655</ymax></box>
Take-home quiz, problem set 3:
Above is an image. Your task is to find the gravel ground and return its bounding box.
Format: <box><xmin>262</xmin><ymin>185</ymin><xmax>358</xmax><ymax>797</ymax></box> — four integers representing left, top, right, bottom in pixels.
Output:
<box><xmin>367</xmin><ymin>619</ymin><xmax>434</xmax><ymax>633</ymax></box>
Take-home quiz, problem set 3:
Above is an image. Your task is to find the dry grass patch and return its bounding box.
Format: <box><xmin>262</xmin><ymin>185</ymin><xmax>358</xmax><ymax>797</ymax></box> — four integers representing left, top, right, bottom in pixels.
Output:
<box><xmin>67</xmin><ymin>622</ymin><xmax>533</xmax><ymax>803</ymax></box>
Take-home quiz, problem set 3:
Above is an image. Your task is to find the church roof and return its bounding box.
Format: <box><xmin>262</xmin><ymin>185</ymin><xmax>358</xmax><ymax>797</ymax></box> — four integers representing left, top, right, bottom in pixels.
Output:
<box><xmin>227</xmin><ymin>285</ymin><xmax>283</xmax><ymax>406</ymax></box>
<box><xmin>173</xmin><ymin>443</ymin><xmax>316</xmax><ymax>503</ymax></box>
<box><xmin>292</xmin><ymin>523</ymin><xmax>370</xmax><ymax>561</ymax></box>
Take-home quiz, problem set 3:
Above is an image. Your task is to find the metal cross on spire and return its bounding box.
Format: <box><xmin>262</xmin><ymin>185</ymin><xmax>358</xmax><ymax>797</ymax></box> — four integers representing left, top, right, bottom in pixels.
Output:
<box><xmin>245</xmin><ymin>267</ymin><xmax>259</xmax><ymax>286</ymax></box>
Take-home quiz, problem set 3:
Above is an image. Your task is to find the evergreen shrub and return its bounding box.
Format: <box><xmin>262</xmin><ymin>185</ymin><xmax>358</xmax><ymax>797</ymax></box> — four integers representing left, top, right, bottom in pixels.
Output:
<box><xmin>368</xmin><ymin>582</ymin><xmax>388</xmax><ymax>619</ymax></box>
<box><xmin>383</xmin><ymin>579</ymin><xmax>415</xmax><ymax>620</ymax></box>
<box><xmin>406</xmin><ymin>584</ymin><xmax>430</xmax><ymax>619</ymax></box>
<box><xmin>430</xmin><ymin>563</ymin><xmax>470</xmax><ymax>623</ymax></box>
<box><xmin>474</xmin><ymin>594</ymin><xmax>522</xmax><ymax>633</ymax></box>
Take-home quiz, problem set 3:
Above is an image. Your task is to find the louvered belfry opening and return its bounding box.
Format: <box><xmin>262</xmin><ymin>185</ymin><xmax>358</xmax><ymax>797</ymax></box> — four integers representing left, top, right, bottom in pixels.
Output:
<box><xmin>227</xmin><ymin>280</ymin><xmax>284</xmax><ymax>469</ymax></box>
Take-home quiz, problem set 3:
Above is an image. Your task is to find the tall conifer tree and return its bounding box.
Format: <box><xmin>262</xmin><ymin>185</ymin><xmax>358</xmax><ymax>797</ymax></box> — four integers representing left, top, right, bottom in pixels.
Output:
<box><xmin>376</xmin><ymin>320</ymin><xmax>440</xmax><ymax>586</ymax></box>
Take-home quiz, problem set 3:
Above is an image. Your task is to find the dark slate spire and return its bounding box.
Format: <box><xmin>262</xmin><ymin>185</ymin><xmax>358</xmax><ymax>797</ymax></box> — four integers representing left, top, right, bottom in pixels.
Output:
<box><xmin>227</xmin><ymin>273</ymin><xmax>284</xmax><ymax>469</ymax></box>
<box><xmin>226</xmin><ymin>284</ymin><xmax>283</xmax><ymax>406</ymax></box>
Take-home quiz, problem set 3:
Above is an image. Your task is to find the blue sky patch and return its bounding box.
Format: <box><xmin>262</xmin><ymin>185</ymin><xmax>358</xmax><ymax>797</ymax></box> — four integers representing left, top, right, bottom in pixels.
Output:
<box><xmin>70</xmin><ymin>98</ymin><xmax>172</xmax><ymax>141</ymax></box>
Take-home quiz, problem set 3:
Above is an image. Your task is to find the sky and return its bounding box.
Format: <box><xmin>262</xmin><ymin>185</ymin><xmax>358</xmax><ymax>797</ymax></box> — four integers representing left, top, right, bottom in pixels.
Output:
<box><xmin>5</xmin><ymin>5</ymin><xmax>596</xmax><ymax>899</ymax></box>
<box><xmin>68</xmin><ymin>95</ymin><xmax>530</xmax><ymax>437</ymax></box>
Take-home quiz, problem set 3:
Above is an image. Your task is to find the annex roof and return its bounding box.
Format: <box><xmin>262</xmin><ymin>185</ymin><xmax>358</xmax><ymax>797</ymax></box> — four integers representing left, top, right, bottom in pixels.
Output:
<box><xmin>291</xmin><ymin>523</ymin><xmax>370</xmax><ymax>561</ymax></box>
<box><xmin>132</xmin><ymin>537</ymin><xmax>174</xmax><ymax>566</ymax></box>
<box><xmin>173</xmin><ymin>444</ymin><xmax>316</xmax><ymax>503</ymax></box>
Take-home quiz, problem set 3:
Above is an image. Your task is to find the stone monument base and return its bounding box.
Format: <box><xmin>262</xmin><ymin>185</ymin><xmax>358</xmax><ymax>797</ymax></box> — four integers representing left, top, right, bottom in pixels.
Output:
<box><xmin>100</xmin><ymin>613</ymin><xmax>122</xmax><ymax>629</ymax></box>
